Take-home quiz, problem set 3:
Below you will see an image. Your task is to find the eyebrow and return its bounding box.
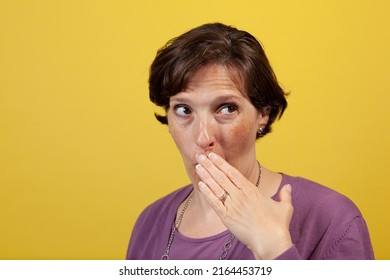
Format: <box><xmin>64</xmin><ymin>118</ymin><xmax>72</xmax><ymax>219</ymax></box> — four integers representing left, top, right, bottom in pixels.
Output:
<box><xmin>170</xmin><ymin>94</ymin><xmax>244</xmax><ymax>104</ymax></box>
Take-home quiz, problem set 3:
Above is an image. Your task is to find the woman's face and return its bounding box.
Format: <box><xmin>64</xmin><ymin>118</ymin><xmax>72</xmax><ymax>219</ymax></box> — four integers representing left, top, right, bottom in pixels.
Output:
<box><xmin>167</xmin><ymin>64</ymin><xmax>269</xmax><ymax>183</ymax></box>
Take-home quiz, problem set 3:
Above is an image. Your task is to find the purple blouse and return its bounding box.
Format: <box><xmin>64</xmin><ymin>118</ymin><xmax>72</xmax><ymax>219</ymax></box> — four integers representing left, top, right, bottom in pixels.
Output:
<box><xmin>126</xmin><ymin>174</ymin><xmax>374</xmax><ymax>259</ymax></box>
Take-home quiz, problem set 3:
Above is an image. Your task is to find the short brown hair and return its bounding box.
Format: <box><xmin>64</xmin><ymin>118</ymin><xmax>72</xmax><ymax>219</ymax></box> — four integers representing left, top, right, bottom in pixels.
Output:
<box><xmin>149</xmin><ymin>23</ymin><xmax>288</xmax><ymax>138</ymax></box>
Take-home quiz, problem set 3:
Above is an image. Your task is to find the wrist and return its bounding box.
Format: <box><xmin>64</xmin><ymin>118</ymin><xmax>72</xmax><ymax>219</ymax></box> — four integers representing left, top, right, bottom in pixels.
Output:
<box><xmin>251</xmin><ymin>237</ymin><xmax>293</xmax><ymax>260</ymax></box>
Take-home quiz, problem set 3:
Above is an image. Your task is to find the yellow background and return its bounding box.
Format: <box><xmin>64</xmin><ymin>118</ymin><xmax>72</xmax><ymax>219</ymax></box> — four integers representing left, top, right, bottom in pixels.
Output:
<box><xmin>1</xmin><ymin>0</ymin><xmax>389</xmax><ymax>259</ymax></box>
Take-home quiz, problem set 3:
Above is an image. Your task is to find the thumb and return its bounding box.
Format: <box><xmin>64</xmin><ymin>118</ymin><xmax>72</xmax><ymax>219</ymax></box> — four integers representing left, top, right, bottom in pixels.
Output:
<box><xmin>278</xmin><ymin>184</ymin><xmax>292</xmax><ymax>203</ymax></box>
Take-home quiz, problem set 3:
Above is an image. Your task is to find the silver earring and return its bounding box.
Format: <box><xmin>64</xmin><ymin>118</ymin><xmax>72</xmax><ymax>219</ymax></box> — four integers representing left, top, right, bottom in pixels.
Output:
<box><xmin>258</xmin><ymin>127</ymin><xmax>264</xmax><ymax>134</ymax></box>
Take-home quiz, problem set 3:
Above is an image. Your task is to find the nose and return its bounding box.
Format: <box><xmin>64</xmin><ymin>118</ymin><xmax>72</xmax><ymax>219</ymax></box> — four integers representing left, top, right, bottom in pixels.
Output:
<box><xmin>194</xmin><ymin>118</ymin><xmax>215</xmax><ymax>150</ymax></box>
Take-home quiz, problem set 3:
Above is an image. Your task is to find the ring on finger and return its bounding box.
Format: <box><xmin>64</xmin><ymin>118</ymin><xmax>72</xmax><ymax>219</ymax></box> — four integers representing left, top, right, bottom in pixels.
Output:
<box><xmin>218</xmin><ymin>191</ymin><xmax>229</xmax><ymax>204</ymax></box>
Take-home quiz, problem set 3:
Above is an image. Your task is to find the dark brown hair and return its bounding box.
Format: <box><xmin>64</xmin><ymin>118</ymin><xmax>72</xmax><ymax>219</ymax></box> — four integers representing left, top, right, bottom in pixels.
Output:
<box><xmin>149</xmin><ymin>23</ymin><xmax>288</xmax><ymax>138</ymax></box>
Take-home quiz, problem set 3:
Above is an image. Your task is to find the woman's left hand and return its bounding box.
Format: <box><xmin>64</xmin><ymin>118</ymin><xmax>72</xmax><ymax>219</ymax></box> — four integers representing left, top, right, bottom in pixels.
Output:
<box><xmin>195</xmin><ymin>152</ymin><xmax>293</xmax><ymax>260</ymax></box>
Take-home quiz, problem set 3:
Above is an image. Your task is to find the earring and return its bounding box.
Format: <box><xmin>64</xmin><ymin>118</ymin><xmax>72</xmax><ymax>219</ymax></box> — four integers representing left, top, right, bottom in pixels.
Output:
<box><xmin>258</xmin><ymin>127</ymin><xmax>264</xmax><ymax>134</ymax></box>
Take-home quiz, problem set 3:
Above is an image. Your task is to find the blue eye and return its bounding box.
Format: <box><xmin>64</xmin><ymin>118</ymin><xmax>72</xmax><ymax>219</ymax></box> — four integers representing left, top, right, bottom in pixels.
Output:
<box><xmin>174</xmin><ymin>105</ymin><xmax>192</xmax><ymax>116</ymax></box>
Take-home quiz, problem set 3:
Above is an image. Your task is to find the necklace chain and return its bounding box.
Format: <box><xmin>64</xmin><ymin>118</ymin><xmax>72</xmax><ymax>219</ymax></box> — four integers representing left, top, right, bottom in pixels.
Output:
<box><xmin>161</xmin><ymin>161</ymin><xmax>262</xmax><ymax>260</ymax></box>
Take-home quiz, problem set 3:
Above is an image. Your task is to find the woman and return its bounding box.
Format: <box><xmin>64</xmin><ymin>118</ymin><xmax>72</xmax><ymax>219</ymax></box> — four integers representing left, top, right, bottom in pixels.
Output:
<box><xmin>126</xmin><ymin>23</ymin><xmax>374</xmax><ymax>259</ymax></box>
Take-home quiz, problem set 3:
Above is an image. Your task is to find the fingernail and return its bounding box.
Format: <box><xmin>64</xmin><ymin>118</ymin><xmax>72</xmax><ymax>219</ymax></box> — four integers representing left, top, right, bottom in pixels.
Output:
<box><xmin>286</xmin><ymin>184</ymin><xmax>292</xmax><ymax>192</ymax></box>
<box><xmin>196</xmin><ymin>153</ymin><xmax>207</xmax><ymax>162</ymax></box>
<box><xmin>208</xmin><ymin>152</ymin><xmax>218</xmax><ymax>161</ymax></box>
<box><xmin>198</xmin><ymin>181</ymin><xmax>206</xmax><ymax>191</ymax></box>
<box><xmin>196</xmin><ymin>164</ymin><xmax>204</xmax><ymax>172</ymax></box>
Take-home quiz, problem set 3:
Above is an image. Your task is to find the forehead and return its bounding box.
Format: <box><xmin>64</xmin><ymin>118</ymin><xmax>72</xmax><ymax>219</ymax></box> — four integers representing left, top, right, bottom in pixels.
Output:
<box><xmin>184</xmin><ymin>64</ymin><xmax>246</xmax><ymax>95</ymax></box>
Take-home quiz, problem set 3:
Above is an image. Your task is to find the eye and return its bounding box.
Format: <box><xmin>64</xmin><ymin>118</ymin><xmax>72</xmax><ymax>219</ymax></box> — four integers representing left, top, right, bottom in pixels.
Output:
<box><xmin>219</xmin><ymin>104</ymin><xmax>238</xmax><ymax>115</ymax></box>
<box><xmin>174</xmin><ymin>105</ymin><xmax>192</xmax><ymax>116</ymax></box>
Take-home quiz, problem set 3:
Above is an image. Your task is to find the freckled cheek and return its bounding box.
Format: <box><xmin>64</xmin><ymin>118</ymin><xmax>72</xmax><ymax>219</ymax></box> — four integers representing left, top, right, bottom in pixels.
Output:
<box><xmin>233</xmin><ymin>121</ymin><xmax>251</xmax><ymax>138</ymax></box>
<box><xmin>169</xmin><ymin>127</ymin><xmax>195</xmax><ymax>158</ymax></box>
<box><xmin>222</xmin><ymin>122</ymin><xmax>255</xmax><ymax>152</ymax></box>
<box><xmin>169</xmin><ymin>128</ymin><xmax>199</xmax><ymax>181</ymax></box>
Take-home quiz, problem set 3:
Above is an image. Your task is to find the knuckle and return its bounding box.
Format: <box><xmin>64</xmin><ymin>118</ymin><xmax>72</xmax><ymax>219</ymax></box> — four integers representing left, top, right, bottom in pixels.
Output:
<box><xmin>225</xmin><ymin>169</ymin><xmax>237</xmax><ymax>180</ymax></box>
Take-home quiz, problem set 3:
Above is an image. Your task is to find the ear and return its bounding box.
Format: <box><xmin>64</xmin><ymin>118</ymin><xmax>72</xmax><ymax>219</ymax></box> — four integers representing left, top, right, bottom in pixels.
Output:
<box><xmin>257</xmin><ymin>108</ymin><xmax>270</xmax><ymax>128</ymax></box>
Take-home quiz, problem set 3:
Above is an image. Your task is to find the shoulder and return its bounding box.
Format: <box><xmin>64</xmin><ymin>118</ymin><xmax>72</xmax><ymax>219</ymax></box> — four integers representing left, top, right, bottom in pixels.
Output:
<box><xmin>137</xmin><ymin>185</ymin><xmax>193</xmax><ymax>222</ymax></box>
<box><xmin>279</xmin><ymin>174</ymin><xmax>374</xmax><ymax>259</ymax></box>
<box><xmin>280</xmin><ymin>173</ymin><xmax>365</xmax><ymax>242</ymax></box>
<box><xmin>280</xmin><ymin>173</ymin><xmax>361</xmax><ymax>219</ymax></box>
<box><xmin>127</xmin><ymin>185</ymin><xmax>193</xmax><ymax>259</ymax></box>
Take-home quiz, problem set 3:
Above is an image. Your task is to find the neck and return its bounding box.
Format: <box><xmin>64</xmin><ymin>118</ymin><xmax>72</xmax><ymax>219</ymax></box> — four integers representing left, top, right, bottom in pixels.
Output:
<box><xmin>235</xmin><ymin>156</ymin><xmax>261</xmax><ymax>186</ymax></box>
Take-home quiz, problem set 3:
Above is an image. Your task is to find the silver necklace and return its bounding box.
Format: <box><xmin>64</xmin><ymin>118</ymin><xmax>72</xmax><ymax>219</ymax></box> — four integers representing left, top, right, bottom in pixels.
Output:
<box><xmin>161</xmin><ymin>161</ymin><xmax>262</xmax><ymax>260</ymax></box>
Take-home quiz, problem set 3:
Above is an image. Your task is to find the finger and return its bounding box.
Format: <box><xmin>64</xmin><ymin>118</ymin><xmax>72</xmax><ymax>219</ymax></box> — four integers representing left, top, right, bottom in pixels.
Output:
<box><xmin>278</xmin><ymin>184</ymin><xmax>292</xmax><ymax>203</ymax></box>
<box><xmin>195</xmin><ymin>153</ymin><xmax>238</xmax><ymax>195</ymax></box>
<box><xmin>198</xmin><ymin>181</ymin><xmax>226</xmax><ymax>215</ymax></box>
<box><xmin>207</xmin><ymin>152</ymin><xmax>254</xmax><ymax>190</ymax></box>
<box><xmin>277</xmin><ymin>184</ymin><xmax>294</xmax><ymax>228</ymax></box>
<box><xmin>195</xmin><ymin>163</ymin><xmax>228</xmax><ymax>198</ymax></box>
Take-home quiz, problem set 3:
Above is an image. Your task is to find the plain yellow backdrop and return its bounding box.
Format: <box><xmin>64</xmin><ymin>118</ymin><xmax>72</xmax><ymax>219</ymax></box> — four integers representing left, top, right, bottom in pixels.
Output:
<box><xmin>0</xmin><ymin>0</ymin><xmax>389</xmax><ymax>259</ymax></box>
